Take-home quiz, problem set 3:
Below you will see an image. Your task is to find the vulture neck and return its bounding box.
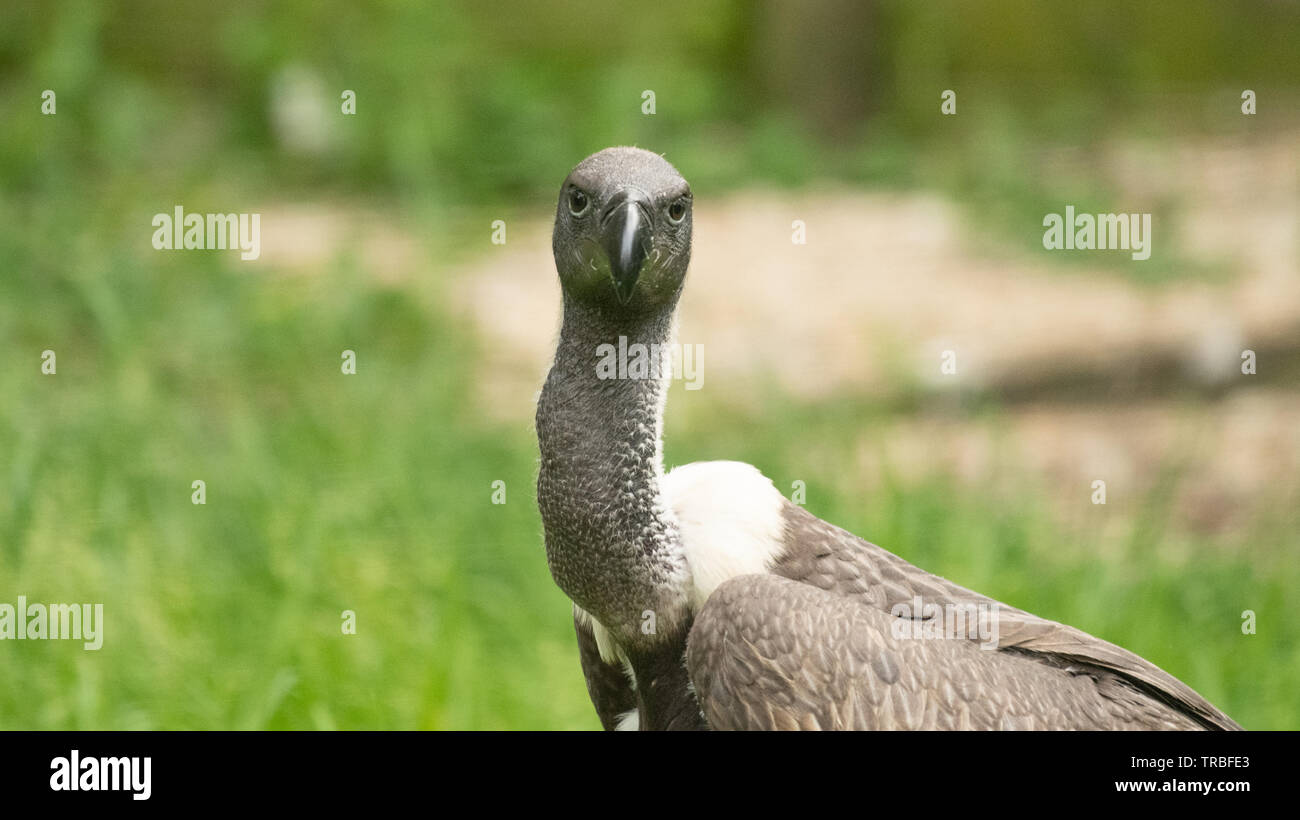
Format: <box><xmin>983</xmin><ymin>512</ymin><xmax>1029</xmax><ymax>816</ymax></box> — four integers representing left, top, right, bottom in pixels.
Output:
<box><xmin>537</xmin><ymin>294</ymin><xmax>690</xmax><ymax>642</ymax></box>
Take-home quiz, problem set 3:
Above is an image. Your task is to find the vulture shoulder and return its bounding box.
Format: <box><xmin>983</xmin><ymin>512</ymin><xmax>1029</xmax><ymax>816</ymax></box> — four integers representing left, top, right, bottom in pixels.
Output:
<box><xmin>686</xmin><ymin>573</ymin><xmax>1214</xmax><ymax>730</ymax></box>
<box><xmin>667</xmin><ymin>462</ymin><xmax>1241</xmax><ymax>730</ymax></box>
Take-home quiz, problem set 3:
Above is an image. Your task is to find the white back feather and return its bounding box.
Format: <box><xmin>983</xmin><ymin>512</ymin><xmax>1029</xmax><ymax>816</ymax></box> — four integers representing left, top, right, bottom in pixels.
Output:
<box><xmin>661</xmin><ymin>460</ymin><xmax>788</xmax><ymax>611</ymax></box>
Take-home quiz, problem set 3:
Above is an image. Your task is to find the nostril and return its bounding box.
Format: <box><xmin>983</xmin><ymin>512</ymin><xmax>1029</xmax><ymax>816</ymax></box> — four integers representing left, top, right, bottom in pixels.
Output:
<box><xmin>600</xmin><ymin>190</ymin><xmax>627</xmax><ymax>224</ymax></box>
<box><xmin>601</xmin><ymin>188</ymin><xmax>653</xmax><ymax>225</ymax></box>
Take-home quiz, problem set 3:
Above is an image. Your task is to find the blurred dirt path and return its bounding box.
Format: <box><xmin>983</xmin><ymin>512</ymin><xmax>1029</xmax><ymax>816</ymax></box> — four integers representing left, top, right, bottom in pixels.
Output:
<box><xmin>249</xmin><ymin>135</ymin><xmax>1299</xmax><ymax>534</ymax></box>
<box><xmin>451</xmin><ymin>134</ymin><xmax>1298</xmax><ymax>422</ymax></box>
<box><xmin>443</xmin><ymin>133</ymin><xmax>1298</xmax><ymax>535</ymax></box>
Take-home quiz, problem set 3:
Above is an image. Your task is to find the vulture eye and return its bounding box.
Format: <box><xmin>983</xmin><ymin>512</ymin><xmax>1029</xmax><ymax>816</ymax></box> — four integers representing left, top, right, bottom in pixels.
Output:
<box><xmin>667</xmin><ymin>199</ymin><xmax>687</xmax><ymax>224</ymax></box>
<box><xmin>568</xmin><ymin>189</ymin><xmax>590</xmax><ymax>217</ymax></box>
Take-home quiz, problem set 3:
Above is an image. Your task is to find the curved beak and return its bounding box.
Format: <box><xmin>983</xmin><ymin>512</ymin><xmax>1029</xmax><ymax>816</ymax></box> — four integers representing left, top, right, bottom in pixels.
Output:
<box><xmin>600</xmin><ymin>188</ymin><xmax>653</xmax><ymax>304</ymax></box>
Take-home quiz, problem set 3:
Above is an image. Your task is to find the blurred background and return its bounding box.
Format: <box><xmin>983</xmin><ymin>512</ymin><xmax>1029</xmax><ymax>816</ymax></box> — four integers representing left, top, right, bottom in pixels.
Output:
<box><xmin>1</xmin><ymin>0</ymin><xmax>1296</xmax><ymax>729</ymax></box>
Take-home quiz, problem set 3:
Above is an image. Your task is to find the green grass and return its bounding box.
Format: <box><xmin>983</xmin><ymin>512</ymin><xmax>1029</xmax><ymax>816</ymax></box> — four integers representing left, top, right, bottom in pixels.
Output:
<box><xmin>0</xmin><ymin>191</ymin><xmax>591</xmax><ymax>729</ymax></box>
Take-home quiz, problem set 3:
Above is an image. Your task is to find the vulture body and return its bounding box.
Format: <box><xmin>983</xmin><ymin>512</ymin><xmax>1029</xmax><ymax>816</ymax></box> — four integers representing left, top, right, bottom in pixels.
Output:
<box><xmin>536</xmin><ymin>146</ymin><xmax>1241</xmax><ymax>731</ymax></box>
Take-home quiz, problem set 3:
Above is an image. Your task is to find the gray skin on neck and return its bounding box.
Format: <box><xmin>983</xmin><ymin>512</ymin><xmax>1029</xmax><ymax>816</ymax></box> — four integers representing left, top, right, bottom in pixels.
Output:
<box><xmin>536</xmin><ymin>148</ymin><xmax>695</xmax><ymax>652</ymax></box>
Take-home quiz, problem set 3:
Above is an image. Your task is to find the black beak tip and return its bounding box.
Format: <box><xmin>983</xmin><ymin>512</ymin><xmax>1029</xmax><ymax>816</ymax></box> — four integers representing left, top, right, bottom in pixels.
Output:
<box><xmin>601</xmin><ymin>190</ymin><xmax>653</xmax><ymax>305</ymax></box>
<box><xmin>612</xmin><ymin>276</ymin><xmax>636</xmax><ymax>304</ymax></box>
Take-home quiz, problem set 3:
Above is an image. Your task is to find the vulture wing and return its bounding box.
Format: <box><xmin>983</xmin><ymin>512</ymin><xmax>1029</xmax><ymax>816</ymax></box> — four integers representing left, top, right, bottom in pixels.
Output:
<box><xmin>685</xmin><ymin>503</ymin><xmax>1240</xmax><ymax>730</ymax></box>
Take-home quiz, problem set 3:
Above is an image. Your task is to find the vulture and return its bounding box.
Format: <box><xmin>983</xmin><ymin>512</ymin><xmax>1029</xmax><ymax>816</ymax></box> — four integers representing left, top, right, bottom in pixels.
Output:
<box><xmin>535</xmin><ymin>146</ymin><xmax>1241</xmax><ymax>731</ymax></box>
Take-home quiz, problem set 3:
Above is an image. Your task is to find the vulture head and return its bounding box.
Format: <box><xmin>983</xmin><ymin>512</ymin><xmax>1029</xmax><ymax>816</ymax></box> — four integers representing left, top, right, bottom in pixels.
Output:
<box><xmin>552</xmin><ymin>146</ymin><xmax>693</xmax><ymax>313</ymax></box>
